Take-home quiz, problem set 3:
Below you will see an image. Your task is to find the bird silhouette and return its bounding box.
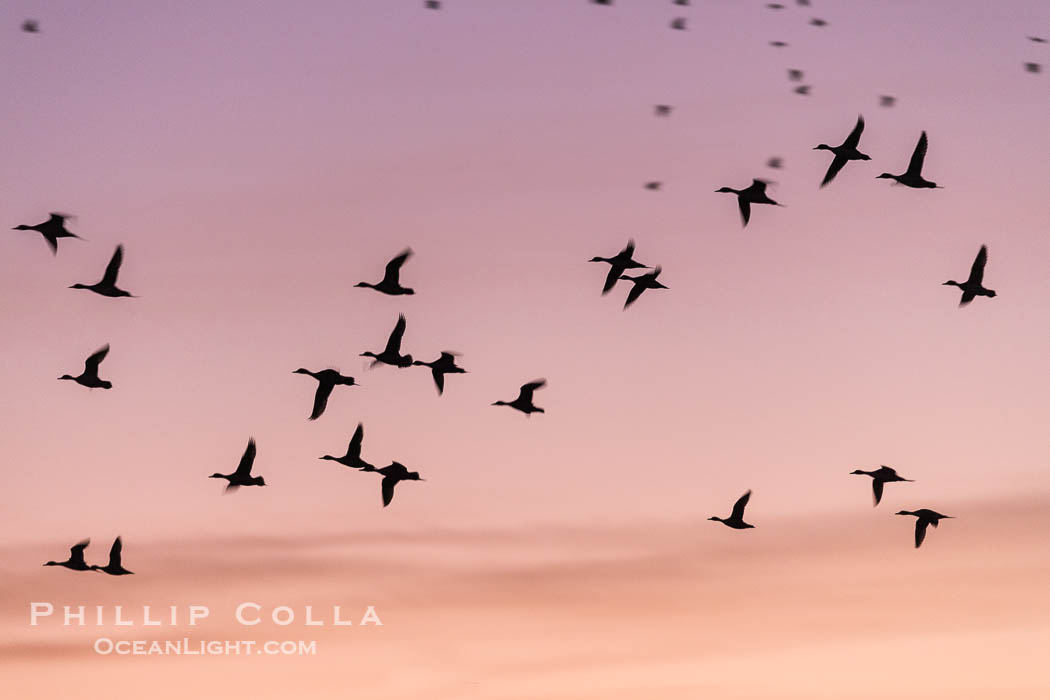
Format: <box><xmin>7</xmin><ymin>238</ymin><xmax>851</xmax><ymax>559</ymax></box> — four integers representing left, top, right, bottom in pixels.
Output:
<box><xmin>91</xmin><ymin>537</ymin><xmax>134</xmax><ymax>575</ymax></box>
<box><xmin>810</xmin><ymin>17</ymin><xmax>828</xmax><ymax>26</ymax></box>
<box><xmin>590</xmin><ymin>240</ymin><xmax>648</xmax><ymax>295</ymax></box>
<box><xmin>355</xmin><ymin>248</ymin><xmax>415</xmax><ymax>296</ymax></box>
<box><xmin>70</xmin><ymin>245</ymin><xmax>135</xmax><ymax>297</ymax></box>
<box><xmin>770</xmin><ymin>41</ymin><xmax>789</xmax><ymax>48</ymax></box>
<box><xmin>1028</xmin><ymin>36</ymin><xmax>1047</xmax><ymax>43</ymax></box>
<box><xmin>320</xmin><ymin>423</ymin><xmax>374</xmax><ymax>471</ymax></box>
<box><xmin>877</xmin><ymin>131</ymin><xmax>940</xmax><ymax>188</ymax></box>
<box><xmin>767</xmin><ymin>157</ymin><xmax>784</xmax><ymax>170</ymax></box>
<box><xmin>943</xmin><ymin>245</ymin><xmax>996</xmax><ymax>306</ymax></box>
<box><xmin>412</xmin><ymin>352</ymin><xmax>466</xmax><ymax>395</ymax></box>
<box><xmin>896</xmin><ymin>509</ymin><xmax>953</xmax><ymax>548</ymax></box>
<box><xmin>59</xmin><ymin>345</ymin><xmax>112</xmax><ymax>389</ymax></box>
<box><xmin>1024</xmin><ymin>62</ymin><xmax>1042</xmax><ymax>73</ymax></box>
<box><xmin>850</xmin><ymin>466</ymin><xmax>913</xmax><ymax>506</ymax></box>
<box><xmin>361</xmin><ymin>314</ymin><xmax>414</xmax><ymax>368</ymax></box>
<box><xmin>670</xmin><ymin>17</ymin><xmax>687</xmax><ymax>30</ymax></box>
<box><xmin>644</xmin><ymin>181</ymin><xmax>662</xmax><ymax>191</ymax></box>
<box><xmin>673</xmin><ymin>0</ymin><xmax>690</xmax><ymax>5</ymax></box>
<box><xmin>766</xmin><ymin>3</ymin><xmax>785</xmax><ymax>8</ymax></box>
<box><xmin>814</xmin><ymin>115</ymin><xmax>871</xmax><ymax>187</ymax></box>
<box><xmin>654</xmin><ymin>104</ymin><xmax>673</xmax><ymax>116</ymax></box>
<box><xmin>879</xmin><ymin>95</ymin><xmax>897</xmax><ymax>108</ymax></box>
<box><xmin>43</xmin><ymin>539</ymin><xmax>92</xmax><ymax>571</ymax></box>
<box><xmin>493</xmin><ymin>379</ymin><xmax>546</xmax><ymax>415</ymax></box>
<box><xmin>619</xmin><ymin>266</ymin><xmax>668</xmax><ymax>309</ymax></box>
<box><xmin>709</xmin><ymin>490</ymin><xmax>755</xmax><ymax>529</ymax></box>
<box><xmin>787</xmin><ymin>69</ymin><xmax>804</xmax><ymax>82</ymax></box>
<box><xmin>374</xmin><ymin>462</ymin><xmax>424</xmax><ymax>507</ymax></box>
<box><xmin>716</xmin><ymin>179</ymin><xmax>783</xmax><ymax>227</ymax></box>
<box><xmin>794</xmin><ymin>84</ymin><xmax>812</xmax><ymax>96</ymax></box>
<box><xmin>592</xmin><ymin>0</ymin><xmax>612</xmax><ymax>5</ymax></box>
<box><xmin>209</xmin><ymin>438</ymin><xmax>266</xmax><ymax>492</ymax></box>
<box><xmin>21</xmin><ymin>19</ymin><xmax>39</xmax><ymax>33</ymax></box>
<box><xmin>12</xmin><ymin>213</ymin><xmax>82</xmax><ymax>255</ymax></box>
<box><xmin>424</xmin><ymin>0</ymin><xmax>441</xmax><ymax>8</ymax></box>
<box><xmin>293</xmin><ymin>368</ymin><xmax>357</xmax><ymax>420</ymax></box>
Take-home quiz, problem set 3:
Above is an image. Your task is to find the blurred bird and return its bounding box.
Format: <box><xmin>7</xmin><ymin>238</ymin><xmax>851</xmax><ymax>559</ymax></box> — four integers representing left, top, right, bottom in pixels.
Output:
<box><xmin>413</xmin><ymin>352</ymin><xmax>466</xmax><ymax>395</ymax></box>
<box><xmin>943</xmin><ymin>245</ymin><xmax>996</xmax><ymax>306</ymax></box>
<box><xmin>716</xmin><ymin>179</ymin><xmax>783</xmax><ymax>227</ymax></box>
<box><xmin>373</xmin><ymin>462</ymin><xmax>425</xmax><ymax>507</ymax></box>
<box><xmin>770</xmin><ymin>41</ymin><xmax>789</xmax><ymax>47</ymax></box>
<box><xmin>644</xmin><ymin>181</ymin><xmax>662</xmax><ymax>191</ymax></box>
<box><xmin>12</xmin><ymin>213</ymin><xmax>82</xmax><ymax>255</ymax></box>
<box><xmin>355</xmin><ymin>248</ymin><xmax>415</xmax><ymax>296</ymax></box>
<box><xmin>209</xmin><ymin>438</ymin><xmax>266</xmax><ymax>492</ymax></box>
<box><xmin>1024</xmin><ymin>62</ymin><xmax>1042</xmax><ymax>73</ymax></box>
<box><xmin>787</xmin><ymin>69</ymin><xmax>804</xmax><ymax>82</ymax></box>
<box><xmin>879</xmin><ymin>95</ymin><xmax>897</xmax><ymax>107</ymax></box>
<box><xmin>320</xmin><ymin>424</ymin><xmax>374</xmax><ymax>471</ymax></box>
<box><xmin>814</xmin><ymin>115</ymin><xmax>871</xmax><ymax>187</ymax></box>
<box><xmin>361</xmin><ymin>314</ymin><xmax>414</xmax><ymax>368</ymax></box>
<box><xmin>810</xmin><ymin>17</ymin><xmax>828</xmax><ymax>26</ymax></box>
<box><xmin>766</xmin><ymin>157</ymin><xmax>784</xmax><ymax>169</ymax></box>
<box><xmin>1027</xmin><ymin>36</ymin><xmax>1047</xmax><ymax>43</ymax></box>
<box><xmin>654</xmin><ymin>104</ymin><xmax>672</xmax><ymax>116</ymax></box>
<box><xmin>619</xmin><ymin>266</ymin><xmax>668</xmax><ymax>309</ymax></box>
<box><xmin>293</xmin><ymin>368</ymin><xmax>358</xmax><ymax>420</ymax></box>
<box><xmin>709</xmin><ymin>490</ymin><xmax>755</xmax><ymax>529</ymax></box>
<box><xmin>493</xmin><ymin>380</ymin><xmax>546</xmax><ymax>415</ymax></box>
<box><xmin>592</xmin><ymin>0</ymin><xmax>612</xmax><ymax>5</ymax></box>
<box><xmin>766</xmin><ymin>3</ymin><xmax>785</xmax><ymax>8</ymax></box>
<box><xmin>850</xmin><ymin>466</ymin><xmax>913</xmax><ymax>506</ymax></box>
<box><xmin>796</xmin><ymin>0</ymin><xmax>811</xmax><ymax>5</ymax></box>
<box><xmin>91</xmin><ymin>537</ymin><xmax>134</xmax><ymax>575</ymax></box>
<box><xmin>673</xmin><ymin>0</ymin><xmax>690</xmax><ymax>5</ymax></box>
<box><xmin>590</xmin><ymin>240</ymin><xmax>648</xmax><ymax>295</ymax></box>
<box><xmin>58</xmin><ymin>345</ymin><xmax>112</xmax><ymax>390</ymax></box>
<box><xmin>70</xmin><ymin>245</ymin><xmax>135</xmax><ymax>297</ymax></box>
<box><xmin>794</xmin><ymin>84</ymin><xmax>812</xmax><ymax>95</ymax></box>
<box><xmin>43</xmin><ymin>539</ymin><xmax>92</xmax><ymax>571</ymax></box>
<box><xmin>877</xmin><ymin>131</ymin><xmax>940</xmax><ymax>188</ymax></box>
<box><xmin>896</xmin><ymin>509</ymin><xmax>953</xmax><ymax>548</ymax></box>
<box><xmin>21</xmin><ymin>19</ymin><xmax>39</xmax><ymax>33</ymax></box>
<box><xmin>424</xmin><ymin>0</ymin><xmax>441</xmax><ymax>8</ymax></box>
<box><xmin>670</xmin><ymin>17</ymin><xmax>687</xmax><ymax>30</ymax></box>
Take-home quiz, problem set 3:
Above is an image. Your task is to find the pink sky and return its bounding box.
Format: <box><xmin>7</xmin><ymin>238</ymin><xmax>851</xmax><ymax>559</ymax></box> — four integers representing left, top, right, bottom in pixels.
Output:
<box><xmin>1</xmin><ymin>0</ymin><xmax>1048</xmax><ymax>696</ymax></box>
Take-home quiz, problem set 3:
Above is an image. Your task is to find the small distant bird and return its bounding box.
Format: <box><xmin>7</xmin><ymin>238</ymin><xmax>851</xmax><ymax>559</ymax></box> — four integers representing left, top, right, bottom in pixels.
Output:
<box><xmin>814</xmin><ymin>115</ymin><xmax>871</xmax><ymax>187</ymax></box>
<box><xmin>943</xmin><ymin>245</ymin><xmax>996</xmax><ymax>306</ymax></box>
<box><xmin>293</xmin><ymin>368</ymin><xmax>357</xmax><ymax>420</ymax></box>
<box><xmin>896</xmin><ymin>509</ymin><xmax>953</xmax><ymax>548</ymax></box>
<box><xmin>1024</xmin><ymin>62</ymin><xmax>1042</xmax><ymax>73</ymax></box>
<box><xmin>592</xmin><ymin>0</ymin><xmax>612</xmax><ymax>5</ymax></box>
<box><xmin>43</xmin><ymin>539</ymin><xmax>92</xmax><ymax>571</ymax></box>
<box><xmin>424</xmin><ymin>0</ymin><xmax>441</xmax><ymax>8</ymax></box>
<box><xmin>654</xmin><ymin>104</ymin><xmax>672</xmax><ymax>116</ymax></box>
<box><xmin>644</xmin><ymin>181</ymin><xmax>662</xmax><ymax>191</ymax></box>
<box><xmin>766</xmin><ymin>157</ymin><xmax>784</xmax><ymax>169</ymax></box>
<box><xmin>810</xmin><ymin>17</ymin><xmax>828</xmax><ymax>26</ymax></box>
<box><xmin>412</xmin><ymin>352</ymin><xmax>466</xmax><ymax>395</ymax></box>
<box><xmin>21</xmin><ymin>19</ymin><xmax>39</xmax><ymax>33</ymax></box>
<box><xmin>619</xmin><ymin>266</ymin><xmax>668</xmax><ymax>309</ymax></box>
<box><xmin>709</xmin><ymin>490</ymin><xmax>755</xmax><ymax>529</ymax></box>
<box><xmin>590</xmin><ymin>240</ymin><xmax>648</xmax><ymax>295</ymax></box>
<box><xmin>877</xmin><ymin>131</ymin><xmax>940</xmax><ymax>188</ymax></box>
<box><xmin>91</xmin><ymin>537</ymin><xmax>134</xmax><ymax>576</ymax></box>
<box><xmin>493</xmin><ymin>379</ymin><xmax>546</xmax><ymax>415</ymax></box>
<box><xmin>850</xmin><ymin>466</ymin><xmax>913</xmax><ymax>506</ymax></box>
<box><xmin>673</xmin><ymin>0</ymin><xmax>690</xmax><ymax>5</ymax></box>
<box><xmin>770</xmin><ymin>41</ymin><xmax>789</xmax><ymax>48</ymax></box>
<box><xmin>766</xmin><ymin>3</ymin><xmax>785</xmax><ymax>8</ymax></box>
<box><xmin>670</xmin><ymin>17</ymin><xmax>687</xmax><ymax>30</ymax></box>
<box><xmin>787</xmin><ymin>69</ymin><xmax>804</xmax><ymax>82</ymax></box>
<box><xmin>355</xmin><ymin>248</ymin><xmax>415</xmax><ymax>296</ymax></box>
<box><xmin>715</xmin><ymin>179</ymin><xmax>783</xmax><ymax>227</ymax></box>
<box><xmin>374</xmin><ymin>462</ymin><xmax>424</xmax><ymax>507</ymax></box>
<box><xmin>879</xmin><ymin>95</ymin><xmax>897</xmax><ymax>108</ymax></box>
<box><xmin>70</xmin><ymin>245</ymin><xmax>135</xmax><ymax>297</ymax></box>
<box><xmin>320</xmin><ymin>423</ymin><xmax>374</xmax><ymax>471</ymax></box>
<box><xmin>794</xmin><ymin>84</ymin><xmax>812</xmax><ymax>96</ymax></box>
<box><xmin>361</xmin><ymin>314</ymin><xmax>414</xmax><ymax>368</ymax></box>
<box><xmin>59</xmin><ymin>345</ymin><xmax>112</xmax><ymax>390</ymax></box>
<box><xmin>796</xmin><ymin>0</ymin><xmax>811</xmax><ymax>5</ymax></box>
<box><xmin>12</xmin><ymin>213</ymin><xmax>82</xmax><ymax>255</ymax></box>
<box><xmin>210</xmin><ymin>438</ymin><xmax>266</xmax><ymax>492</ymax></box>
<box><xmin>1028</xmin><ymin>36</ymin><xmax>1047</xmax><ymax>43</ymax></box>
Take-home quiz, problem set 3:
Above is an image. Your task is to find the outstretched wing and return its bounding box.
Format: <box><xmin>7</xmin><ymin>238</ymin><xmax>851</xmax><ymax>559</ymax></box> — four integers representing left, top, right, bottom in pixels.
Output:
<box><xmin>101</xmin><ymin>245</ymin><xmax>124</xmax><ymax>286</ymax></box>
<box><xmin>381</xmin><ymin>476</ymin><xmax>397</xmax><ymax>507</ymax></box>
<box><xmin>907</xmin><ymin>131</ymin><xmax>928</xmax><ymax>176</ymax></box>
<box><xmin>821</xmin><ymin>155</ymin><xmax>848</xmax><ymax>187</ymax></box>
<box><xmin>623</xmin><ymin>281</ymin><xmax>645</xmax><ymax>309</ymax></box>
<box><xmin>872</xmin><ymin>480</ymin><xmax>884</xmax><ymax>507</ymax></box>
<box><xmin>621</xmin><ymin>239</ymin><xmax>636</xmax><ymax>257</ymax></box>
<box><xmin>959</xmin><ymin>289</ymin><xmax>977</xmax><ymax>306</ymax></box>
<box><xmin>738</xmin><ymin>197</ymin><xmax>751</xmax><ymax>227</ymax></box>
<box><xmin>517</xmin><ymin>380</ymin><xmax>547</xmax><ymax>403</ymax></box>
<box><xmin>384</xmin><ymin>314</ymin><xmax>407</xmax><ymax>354</ymax></box>
<box><xmin>432</xmin><ymin>368</ymin><xmax>445</xmax><ymax>395</ymax></box>
<box><xmin>84</xmin><ymin>345</ymin><xmax>110</xmax><ymax>373</ymax></box>
<box><xmin>914</xmin><ymin>519</ymin><xmax>929</xmax><ymax>548</ymax></box>
<box><xmin>69</xmin><ymin>539</ymin><xmax>90</xmax><ymax>567</ymax></box>
<box><xmin>234</xmin><ymin>438</ymin><xmax>257</xmax><ymax>477</ymax></box>
<box><xmin>308</xmin><ymin>382</ymin><xmax>335</xmax><ymax>421</ymax></box>
<box><xmin>348</xmin><ymin>423</ymin><xmax>364</xmax><ymax>460</ymax></box>
<box><xmin>109</xmin><ymin>537</ymin><xmax>123</xmax><ymax>568</ymax></box>
<box><xmin>967</xmin><ymin>245</ymin><xmax>988</xmax><ymax>285</ymax></box>
<box><xmin>730</xmin><ymin>490</ymin><xmax>752</xmax><ymax>521</ymax></box>
<box><xmin>843</xmin><ymin>115</ymin><xmax>865</xmax><ymax>149</ymax></box>
<box><xmin>381</xmin><ymin>248</ymin><xmax>413</xmax><ymax>285</ymax></box>
<box><xmin>602</xmin><ymin>264</ymin><xmax>624</xmax><ymax>295</ymax></box>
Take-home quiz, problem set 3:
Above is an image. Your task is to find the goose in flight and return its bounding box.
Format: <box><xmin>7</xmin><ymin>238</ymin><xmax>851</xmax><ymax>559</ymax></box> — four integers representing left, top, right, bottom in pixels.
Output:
<box><xmin>293</xmin><ymin>368</ymin><xmax>357</xmax><ymax>420</ymax></box>
<box><xmin>709</xmin><ymin>490</ymin><xmax>755</xmax><ymax>529</ymax></box>
<box><xmin>814</xmin><ymin>115</ymin><xmax>871</xmax><ymax>187</ymax></box>
<box><xmin>209</xmin><ymin>438</ymin><xmax>266</xmax><ymax>492</ymax></box>
<box><xmin>70</xmin><ymin>245</ymin><xmax>135</xmax><ymax>297</ymax></box>
<box><xmin>850</xmin><ymin>466</ymin><xmax>913</xmax><ymax>506</ymax></box>
<box><xmin>654</xmin><ymin>104</ymin><xmax>672</xmax><ymax>116</ymax></box>
<box><xmin>59</xmin><ymin>345</ymin><xmax>112</xmax><ymax>389</ymax></box>
<box><xmin>896</xmin><ymin>509</ymin><xmax>953</xmax><ymax>548</ymax></box>
<box><xmin>355</xmin><ymin>248</ymin><xmax>415</xmax><ymax>296</ymax></box>
<box><xmin>91</xmin><ymin>537</ymin><xmax>134</xmax><ymax>575</ymax></box>
<box><xmin>590</xmin><ymin>240</ymin><xmax>648</xmax><ymax>295</ymax></box>
<box><xmin>374</xmin><ymin>462</ymin><xmax>425</xmax><ymax>507</ymax></box>
<box><xmin>13</xmin><ymin>213</ymin><xmax>81</xmax><ymax>254</ymax></box>
<box><xmin>43</xmin><ymin>539</ymin><xmax>92</xmax><ymax>571</ymax></box>
<box><xmin>361</xmin><ymin>314</ymin><xmax>414</xmax><ymax>368</ymax></box>
<box><xmin>412</xmin><ymin>352</ymin><xmax>466</xmax><ymax>395</ymax></box>
<box><xmin>877</xmin><ymin>131</ymin><xmax>940</xmax><ymax>188</ymax></box>
<box><xmin>716</xmin><ymin>179</ymin><xmax>783</xmax><ymax>227</ymax></box>
<box><xmin>22</xmin><ymin>19</ymin><xmax>40</xmax><ymax>33</ymax></box>
<box><xmin>320</xmin><ymin>423</ymin><xmax>374</xmax><ymax>471</ymax></box>
<box><xmin>943</xmin><ymin>245</ymin><xmax>996</xmax><ymax>306</ymax></box>
<box><xmin>493</xmin><ymin>379</ymin><xmax>546</xmax><ymax>415</ymax></box>
<box><xmin>619</xmin><ymin>266</ymin><xmax>668</xmax><ymax>309</ymax></box>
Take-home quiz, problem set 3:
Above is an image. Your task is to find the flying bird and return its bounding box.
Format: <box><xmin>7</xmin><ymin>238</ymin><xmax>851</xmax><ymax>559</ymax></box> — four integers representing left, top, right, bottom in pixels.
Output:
<box><xmin>814</xmin><ymin>115</ymin><xmax>871</xmax><ymax>187</ymax></box>
<box><xmin>91</xmin><ymin>537</ymin><xmax>134</xmax><ymax>575</ymax></box>
<box><xmin>12</xmin><ymin>213</ymin><xmax>82</xmax><ymax>255</ymax></box>
<box><xmin>943</xmin><ymin>245</ymin><xmax>996</xmax><ymax>306</ymax></box>
<box><xmin>850</xmin><ymin>466</ymin><xmax>913</xmax><ymax>506</ymax></box>
<box><xmin>59</xmin><ymin>345</ymin><xmax>112</xmax><ymax>390</ymax></box>
<box><xmin>493</xmin><ymin>379</ymin><xmax>546</xmax><ymax>415</ymax></box>
<box><xmin>787</xmin><ymin>69</ymin><xmax>804</xmax><ymax>82</ymax></box>
<box><xmin>589</xmin><ymin>240</ymin><xmax>648</xmax><ymax>295</ymax></box>
<box><xmin>766</xmin><ymin>157</ymin><xmax>784</xmax><ymax>169</ymax></box>
<box><xmin>877</xmin><ymin>131</ymin><xmax>940</xmax><ymax>188</ymax></box>
<box><xmin>670</xmin><ymin>17</ymin><xmax>687</xmax><ymax>30</ymax></box>
<box><xmin>374</xmin><ymin>462</ymin><xmax>424</xmax><ymax>507</ymax></box>
<box><xmin>320</xmin><ymin>423</ymin><xmax>374</xmax><ymax>471</ymax></box>
<box><xmin>644</xmin><ymin>181</ymin><xmax>662</xmax><ymax>191</ymax></box>
<box><xmin>361</xmin><ymin>314</ymin><xmax>414</xmax><ymax>368</ymax></box>
<box><xmin>810</xmin><ymin>17</ymin><xmax>828</xmax><ymax>26</ymax></box>
<box><xmin>293</xmin><ymin>368</ymin><xmax>357</xmax><ymax>420</ymax></box>
<box><xmin>673</xmin><ymin>0</ymin><xmax>690</xmax><ymax>5</ymax></box>
<box><xmin>794</xmin><ymin>84</ymin><xmax>812</xmax><ymax>95</ymax></box>
<box><xmin>21</xmin><ymin>19</ymin><xmax>39</xmax><ymax>33</ymax></box>
<box><xmin>412</xmin><ymin>352</ymin><xmax>466</xmax><ymax>395</ymax></box>
<box><xmin>424</xmin><ymin>0</ymin><xmax>441</xmax><ymax>8</ymax></box>
<box><xmin>43</xmin><ymin>539</ymin><xmax>92</xmax><ymax>571</ymax></box>
<box><xmin>879</xmin><ymin>95</ymin><xmax>897</xmax><ymax>108</ymax></box>
<box><xmin>769</xmin><ymin>41</ymin><xmax>789</xmax><ymax>48</ymax></box>
<box><xmin>796</xmin><ymin>0</ymin><xmax>811</xmax><ymax>5</ymax></box>
<box><xmin>619</xmin><ymin>266</ymin><xmax>668</xmax><ymax>309</ymax></box>
<box><xmin>766</xmin><ymin>3</ymin><xmax>785</xmax><ymax>8</ymax></box>
<box><xmin>1028</xmin><ymin>36</ymin><xmax>1047</xmax><ymax>43</ymax></box>
<box><xmin>355</xmin><ymin>248</ymin><xmax>415</xmax><ymax>296</ymax></box>
<box><xmin>209</xmin><ymin>438</ymin><xmax>266</xmax><ymax>492</ymax></box>
<box><xmin>709</xmin><ymin>490</ymin><xmax>755</xmax><ymax>529</ymax></box>
<box><xmin>1024</xmin><ymin>62</ymin><xmax>1042</xmax><ymax>73</ymax></box>
<box><xmin>654</xmin><ymin>104</ymin><xmax>672</xmax><ymax>116</ymax></box>
<box><xmin>592</xmin><ymin>0</ymin><xmax>612</xmax><ymax>5</ymax></box>
<box><xmin>70</xmin><ymin>245</ymin><xmax>135</xmax><ymax>297</ymax></box>
<box><xmin>896</xmin><ymin>509</ymin><xmax>953</xmax><ymax>548</ymax></box>
<box><xmin>716</xmin><ymin>179</ymin><xmax>783</xmax><ymax>227</ymax></box>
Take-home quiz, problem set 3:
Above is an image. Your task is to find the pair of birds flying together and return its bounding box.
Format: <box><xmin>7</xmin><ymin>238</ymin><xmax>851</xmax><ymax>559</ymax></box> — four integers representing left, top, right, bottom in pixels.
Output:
<box><xmin>816</xmin><ymin>118</ymin><xmax>940</xmax><ymax>189</ymax></box>
<box><xmin>320</xmin><ymin>423</ymin><xmax>424</xmax><ymax>506</ymax></box>
<box><xmin>851</xmin><ymin>466</ymin><xmax>953</xmax><ymax>548</ymax></box>
<box><xmin>14</xmin><ymin>215</ymin><xmax>135</xmax><ymax>295</ymax></box>
<box><xmin>359</xmin><ymin>313</ymin><xmax>468</xmax><ymax>394</ymax></box>
<box><xmin>589</xmin><ymin>240</ymin><xmax>668</xmax><ymax>308</ymax></box>
<box><xmin>44</xmin><ymin>537</ymin><xmax>133</xmax><ymax>575</ymax></box>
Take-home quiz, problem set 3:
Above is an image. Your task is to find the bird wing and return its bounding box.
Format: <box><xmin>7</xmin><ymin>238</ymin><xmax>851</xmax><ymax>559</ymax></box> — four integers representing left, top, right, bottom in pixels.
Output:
<box><xmin>907</xmin><ymin>132</ymin><xmax>928</xmax><ymax>176</ymax></box>
<box><xmin>820</xmin><ymin>155</ymin><xmax>848</xmax><ymax>187</ymax></box>
<box><xmin>348</xmin><ymin>423</ymin><xmax>364</xmax><ymax>460</ymax></box>
<box><xmin>109</xmin><ymin>537</ymin><xmax>123</xmax><ymax>568</ymax></box>
<box><xmin>308</xmin><ymin>381</ymin><xmax>335</xmax><ymax>420</ymax></box>
<box><xmin>43</xmin><ymin>233</ymin><xmax>59</xmax><ymax>255</ymax></box>
<box><xmin>432</xmin><ymin>369</ymin><xmax>445</xmax><ymax>395</ymax></box>
<box><xmin>101</xmin><ymin>245</ymin><xmax>124</xmax><ymax>286</ymax></box>
<box><xmin>69</xmin><ymin>539</ymin><xmax>90</xmax><ymax>567</ymax></box>
<box><xmin>623</xmin><ymin>282</ymin><xmax>645</xmax><ymax>309</ymax></box>
<box><xmin>843</xmin><ymin>115</ymin><xmax>865</xmax><ymax>149</ymax></box>
<box><xmin>84</xmin><ymin>345</ymin><xmax>110</xmax><ymax>373</ymax></box>
<box><xmin>518</xmin><ymin>380</ymin><xmax>547</xmax><ymax>403</ymax></box>
<box><xmin>381</xmin><ymin>476</ymin><xmax>397</xmax><ymax>507</ymax></box>
<box><xmin>234</xmin><ymin>438</ymin><xmax>257</xmax><ymax>477</ymax></box>
<box><xmin>730</xmin><ymin>490</ymin><xmax>752</xmax><ymax>521</ymax></box>
<box><xmin>872</xmin><ymin>479</ymin><xmax>884</xmax><ymax>507</ymax></box>
<box><xmin>384</xmin><ymin>314</ymin><xmax>407</xmax><ymax>354</ymax></box>
<box><xmin>738</xmin><ymin>197</ymin><xmax>751</xmax><ymax>227</ymax></box>
<box><xmin>622</xmin><ymin>239</ymin><xmax>636</xmax><ymax>257</ymax></box>
<box><xmin>224</xmin><ymin>482</ymin><xmax>241</xmax><ymax>494</ymax></box>
<box><xmin>602</xmin><ymin>264</ymin><xmax>625</xmax><ymax>295</ymax></box>
<box><xmin>914</xmin><ymin>519</ymin><xmax>929</xmax><ymax>548</ymax></box>
<box><xmin>967</xmin><ymin>245</ymin><xmax>988</xmax><ymax>285</ymax></box>
<box><xmin>959</xmin><ymin>289</ymin><xmax>976</xmax><ymax>306</ymax></box>
<box><xmin>381</xmin><ymin>248</ymin><xmax>412</xmax><ymax>285</ymax></box>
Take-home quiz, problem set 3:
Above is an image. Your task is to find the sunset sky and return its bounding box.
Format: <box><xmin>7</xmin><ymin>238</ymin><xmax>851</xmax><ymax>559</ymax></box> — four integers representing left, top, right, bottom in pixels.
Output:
<box><xmin>1</xmin><ymin>1</ymin><xmax>1048</xmax><ymax>697</ymax></box>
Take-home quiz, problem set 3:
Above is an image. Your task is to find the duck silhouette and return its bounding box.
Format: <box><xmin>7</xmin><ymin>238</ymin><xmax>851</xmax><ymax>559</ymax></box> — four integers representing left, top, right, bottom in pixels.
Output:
<box><xmin>493</xmin><ymin>379</ymin><xmax>546</xmax><ymax>415</ymax></box>
<box><xmin>320</xmin><ymin>423</ymin><xmax>374</xmax><ymax>471</ymax></box>
<box><xmin>374</xmin><ymin>462</ymin><xmax>424</xmax><ymax>507</ymax></box>
<box><xmin>70</xmin><ymin>245</ymin><xmax>135</xmax><ymax>297</ymax></box>
<box><xmin>43</xmin><ymin>539</ymin><xmax>92</xmax><ymax>571</ymax></box>
<box><xmin>896</xmin><ymin>509</ymin><xmax>953</xmax><ymax>548</ymax></box>
<box><xmin>619</xmin><ymin>266</ymin><xmax>668</xmax><ymax>309</ymax></box>
<box><xmin>355</xmin><ymin>248</ymin><xmax>415</xmax><ymax>296</ymax></box>
<box><xmin>21</xmin><ymin>19</ymin><xmax>40</xmax><ymax>33</ymax></box>
<box><xmin>361</xmin><ymin>314</ymin><xmax>414</xmax><ymax>368</ymax></box>
<box><xmin>654</xmin><ymin>104</ymin><xmax>672</xmax><ymax>116</ymax></box>
<box><xmin>943</xmin><ymin>245</ymin><xmax>996</xmax><ymax>306</ymax></box>
<box><xmin>13</xmin><ymin>213</ymin><xmax>81</xmax><ymax>254</ymax></box>
<box><xmin>716</xmin><ymin>179</ymin><xmax>783</xmax><ymax>227</ymax></box>
<box><xmin>590</xmin><ymin>240</ymin><xmax>647</xmax><ymax>295</ymax></box>
<box><xmin>877</xmin><ymin>131</ymin><xmax>940</xmax><ymax>188</ymax></box>
<box><xmin>293</xmin><ymin>368</ymin><xmax>357</xmax><ymax>420</ymax></box>
<box><xmin>91</xmin><ymin>537</ymin><xmax>134</xmax><ymax>575</ymax></box>
<box><xmin>850</xmin><ymin>466</ymin><xmax>913</xmax><ymax>506</ymax></box>
<box><xmin>59</xmin><ymin>345</ymin><xmax>112</xmax><ymax>389</ymax></box>
<box><xmin>879</xmin><ymin>95</ymin><xmax>897</xmax><ymax>108</ymax></box>
<box><xmin>814</xmin><ymin>115</ymin><xmax>871</xmax><ymax>187</ymax></box>
<box><xmin>412</xmin><ymin>352</ymin><xmax>466</xmax><ymax>395</ymax></box>
<box><xmin>787</xmin><ymin>69</ymin><xmax>804</xmax><ymax>82</ymax></box>
<box><xmin>709</xmin><ymin>490</ymin><xmax>755</xmax><ymax>529</ymax></box>
<box><xmin>209</xmin><ymin>438</ymin><xmax>266</xmax><ymax>492</ymax></box>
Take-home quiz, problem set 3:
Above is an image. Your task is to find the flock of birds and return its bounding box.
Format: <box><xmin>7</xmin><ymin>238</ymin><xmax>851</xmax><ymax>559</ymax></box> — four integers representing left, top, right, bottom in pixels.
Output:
<box><xmin>22</xmin><ymin>2</ymin><xmax>1044</xmax><ymax>576</ymax></box>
